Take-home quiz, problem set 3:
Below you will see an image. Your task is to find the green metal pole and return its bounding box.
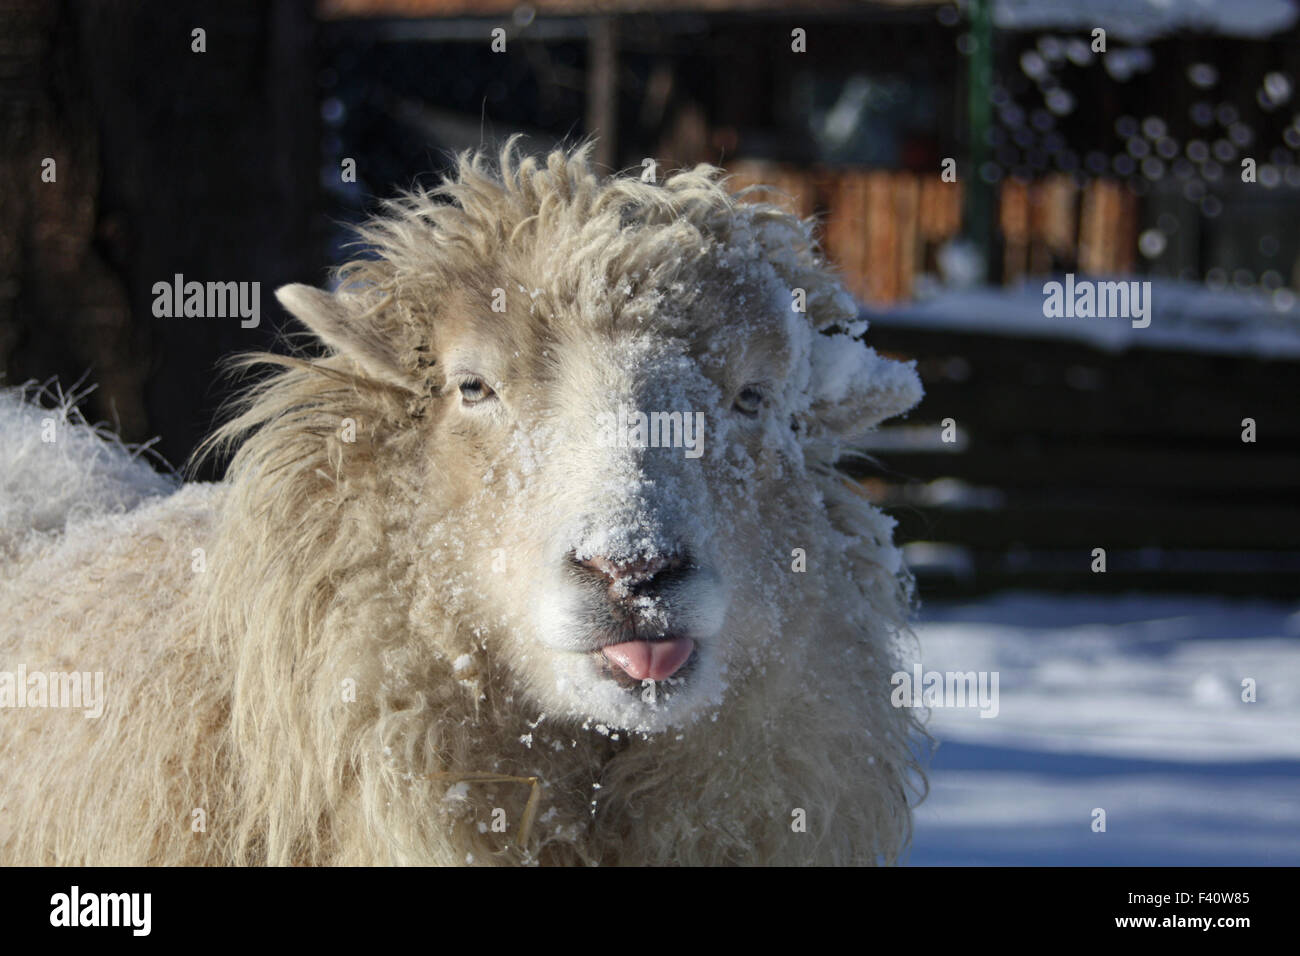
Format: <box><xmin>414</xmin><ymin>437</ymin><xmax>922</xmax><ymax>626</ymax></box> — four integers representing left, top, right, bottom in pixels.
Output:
<box><xmin>965</xmin><ymin>0</ymin><xmax>994</xmax><ymax>281</ymax></box>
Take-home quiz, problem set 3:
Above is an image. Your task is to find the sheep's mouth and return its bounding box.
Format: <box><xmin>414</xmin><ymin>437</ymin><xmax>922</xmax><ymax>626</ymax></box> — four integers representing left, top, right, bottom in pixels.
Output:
<box><xmin>593</xmin><ymin>636</ymin><xmax>698</xmax><ymax>690</ymax></box>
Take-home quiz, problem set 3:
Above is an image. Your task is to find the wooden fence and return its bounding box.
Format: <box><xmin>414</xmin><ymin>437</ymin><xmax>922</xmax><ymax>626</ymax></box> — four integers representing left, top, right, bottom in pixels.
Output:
<box><xmin>725</xmin><ymin>161</ymin><xmax>1139</xmax><ymax>303</ymax></box>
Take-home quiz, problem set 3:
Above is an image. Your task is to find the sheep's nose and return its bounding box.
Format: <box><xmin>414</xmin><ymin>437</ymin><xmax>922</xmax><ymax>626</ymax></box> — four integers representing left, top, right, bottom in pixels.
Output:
<box><xmin>572</xmin><ymin>552</ymin><xmax>687</xmax><ymax>599</ymax></box>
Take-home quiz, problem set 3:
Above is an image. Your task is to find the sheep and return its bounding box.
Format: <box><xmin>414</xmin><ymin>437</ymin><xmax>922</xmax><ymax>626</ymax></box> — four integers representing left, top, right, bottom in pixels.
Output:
<box><xmin>0</xmin><ymin>141</ymin><xmax>926</xmax><ymax>865</ymax></box>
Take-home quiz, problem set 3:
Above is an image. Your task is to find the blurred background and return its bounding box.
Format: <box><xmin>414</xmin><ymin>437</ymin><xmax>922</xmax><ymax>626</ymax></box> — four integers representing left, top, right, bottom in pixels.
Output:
<box><xmin>2</xmin><ymin>0</ymin><xmax>1297</xmax><ymax>864</ymax></box>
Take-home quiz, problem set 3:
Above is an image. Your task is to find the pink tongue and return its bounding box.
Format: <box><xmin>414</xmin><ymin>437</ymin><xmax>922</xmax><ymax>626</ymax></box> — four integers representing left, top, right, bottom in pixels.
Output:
<box><xmin>602</xmin><ymin>637</ymin><xmax>695</xmax><ymax>681</ymax></box>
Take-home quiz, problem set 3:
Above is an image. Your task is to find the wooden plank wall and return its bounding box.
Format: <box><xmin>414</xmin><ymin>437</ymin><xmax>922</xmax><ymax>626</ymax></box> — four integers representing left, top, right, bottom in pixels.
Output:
<box><xmin>857</xmin><ymin>324</ymin><xmax>1300</xmax><ymax>597</ymax></box>
<box><xmin>725</xmin><ymin>162</ymin><xmax>1139</xmax><ymax>302</ymax></box>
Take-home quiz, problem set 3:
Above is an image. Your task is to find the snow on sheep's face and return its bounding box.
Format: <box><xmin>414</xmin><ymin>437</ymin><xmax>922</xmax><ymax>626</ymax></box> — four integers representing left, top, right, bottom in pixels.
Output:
<box><xmin>397</xmin><ymin>252</ymin><xmax>915</xmax><ymax>735</ymax></box>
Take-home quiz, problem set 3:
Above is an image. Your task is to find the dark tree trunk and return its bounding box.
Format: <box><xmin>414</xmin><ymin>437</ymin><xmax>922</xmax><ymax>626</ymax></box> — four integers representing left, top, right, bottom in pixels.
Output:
<box><xmin>0</xmin><ymin>0</ymin><xmax>322</xmax><ymax>476</ymax></box>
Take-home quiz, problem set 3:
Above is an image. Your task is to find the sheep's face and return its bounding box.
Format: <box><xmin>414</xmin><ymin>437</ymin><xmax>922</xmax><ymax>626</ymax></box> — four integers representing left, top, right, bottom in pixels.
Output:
<box><xmin>276</xmin><ymin>200</ymin><xmax>920</xmax><ymax>735</ymax></box>
<box><xmin>414</xmin><ymin>267</ymin><xmax>795</xmax><ymax>734</ymax></box>
<box><xmin>383</xmin><ymin>247</ymin><xmax>919</xmax><ymax>735</ymax></box>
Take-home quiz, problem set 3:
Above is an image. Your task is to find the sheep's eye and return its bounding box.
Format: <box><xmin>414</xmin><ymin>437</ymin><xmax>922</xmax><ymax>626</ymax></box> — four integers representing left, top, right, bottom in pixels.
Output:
<box><xmin>457</xmin><ymin>377</ymin><xmax>495</xmax><ymax>406</ymax></box>
<box><xmin>734</xmin><ymin>385</ymin><xmax>765</xmax><ymax>417</ymax></box>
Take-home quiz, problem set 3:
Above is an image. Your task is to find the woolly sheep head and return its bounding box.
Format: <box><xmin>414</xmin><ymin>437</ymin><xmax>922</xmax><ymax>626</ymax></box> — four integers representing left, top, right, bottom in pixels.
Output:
<box><xmin>273</xmin><ymin>143</ymin><xmax>922</xmax><ymax>734</ymax></box>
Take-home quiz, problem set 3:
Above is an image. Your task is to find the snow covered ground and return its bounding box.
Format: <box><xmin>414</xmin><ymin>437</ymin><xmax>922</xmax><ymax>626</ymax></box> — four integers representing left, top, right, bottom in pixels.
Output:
<box><xmin>906</xmin><ymin>592</ymin><xmax>1300</xmax><ymax>865</ymax></box>
<box><xmin>993</xmin><ymin>0</ymin><xmax>1296</xmax><ymax>43</ymax></box>
<box><xmin>864</xmin><ymin>279</ymin><xmax>1300</xmax><ymax>359</ymax></box>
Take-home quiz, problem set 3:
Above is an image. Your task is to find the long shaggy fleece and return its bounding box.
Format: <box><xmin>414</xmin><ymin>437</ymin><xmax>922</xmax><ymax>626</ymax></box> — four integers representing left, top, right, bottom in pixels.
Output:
<box><xmin>0</xmin><ymin>142</ymin><xmax>926</xmax><ymax>865</ymax></box>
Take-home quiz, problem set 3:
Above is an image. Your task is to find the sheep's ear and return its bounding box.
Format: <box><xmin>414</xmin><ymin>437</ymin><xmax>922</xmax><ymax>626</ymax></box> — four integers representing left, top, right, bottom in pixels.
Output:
<box><xmin>275</xmin><ymin>283</ymin><xmax>419</xmax><ymax>391</ymax></box>
<box><xmin>808</xmin><ymin>333</ymin><xmax>923</xmax><ymax>438</ymax></box>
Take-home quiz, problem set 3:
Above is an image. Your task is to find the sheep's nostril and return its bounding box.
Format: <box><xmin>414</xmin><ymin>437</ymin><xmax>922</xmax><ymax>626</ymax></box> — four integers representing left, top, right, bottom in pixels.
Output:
<box><xmin>582</xmin><ymin>555</ymin><xmax>667</xmax><ymax>583</ymax></box>
<box><xmin>571</xmin><ymin>552</ymin><xmax>689</xmax><ymax>600</ymax></box>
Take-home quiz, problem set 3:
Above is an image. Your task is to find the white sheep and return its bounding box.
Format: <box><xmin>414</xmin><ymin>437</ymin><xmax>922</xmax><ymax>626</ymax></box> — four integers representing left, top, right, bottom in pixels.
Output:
<box><xmin>0</xmin><ymin>142</ymin><xmax>925</xmax><ymax>865</ymax></box>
